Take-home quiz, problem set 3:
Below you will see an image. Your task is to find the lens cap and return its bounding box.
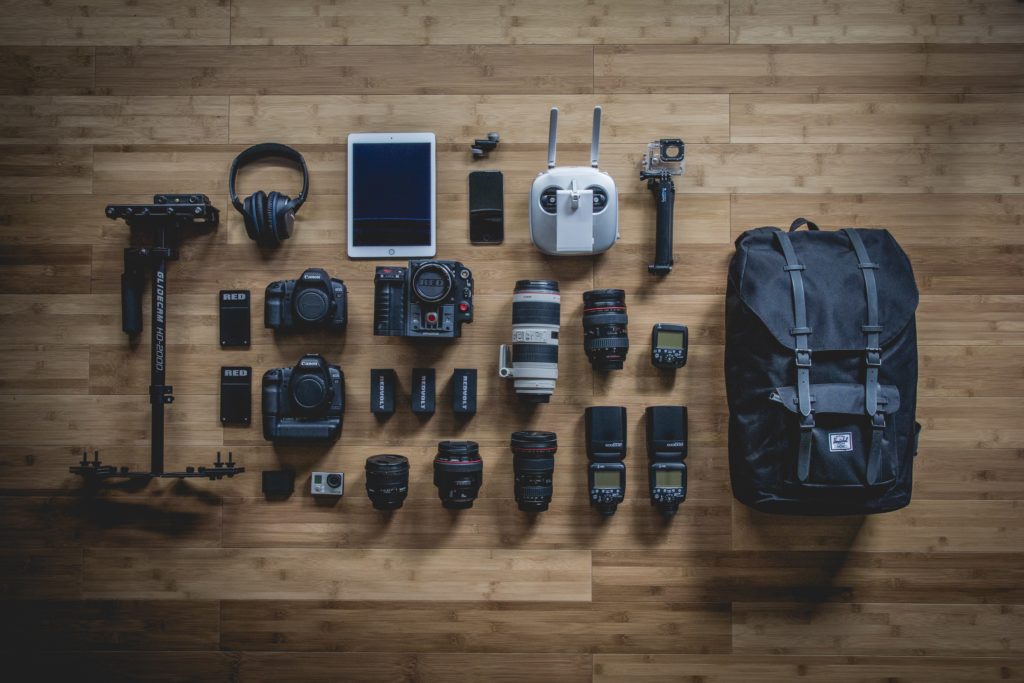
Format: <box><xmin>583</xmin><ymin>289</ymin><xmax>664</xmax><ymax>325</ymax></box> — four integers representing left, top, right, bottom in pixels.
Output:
<box><xmin>437</xmin><ymin>440</ymin><xmax>480</xmax><ymax>458</ymax></box>
<box><xmin>295</xmin><ymin>287</ymin><xmax>330</xmax><ymax>322</ymax></box>
<box><xmin>511</xmin><ymin>431</ymin><xmax>558</xmax><ymax>451</ymax></box>
<box><xmin>292</xmin><ymin>373</ymin><xmax>327</xmax><ymax>410</ymax></box>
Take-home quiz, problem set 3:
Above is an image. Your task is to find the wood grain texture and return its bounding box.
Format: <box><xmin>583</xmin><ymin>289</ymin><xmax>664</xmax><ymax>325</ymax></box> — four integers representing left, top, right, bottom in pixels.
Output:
<box><xmin>230</xmin><ymin>0</ymin><xmax>730</xmax><ymax>46</ymax></box>
<box><xmin>1</xmin><ymin>2</ymin><xmax>1023</xmax><ymax>681</ymax></box>
<box><xmin>729</xmin><ymin>0</ymin><xmax>1024</xmax><ymax>45</ymax></box>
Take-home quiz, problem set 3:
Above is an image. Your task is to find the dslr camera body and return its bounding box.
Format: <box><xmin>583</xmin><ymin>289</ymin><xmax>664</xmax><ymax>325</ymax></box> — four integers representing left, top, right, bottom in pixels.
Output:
<box><xmin>374</xmin><ymin>260</ymin><xmax>474</xmax><ymax>339</ymax></box>
<box><xmin>529</xmin><ymin>106</ymin><xmax>619</xmax><ymax>255</ymax></box>
<box><xmin>265</xmin><ymin>267</ymin><xmax>347</xmax><ymax>332</ymax></box>
<box><xmin>262</xmin><ymin>354</ymin><xmax>345</xmax><ymax>442</ymax></box>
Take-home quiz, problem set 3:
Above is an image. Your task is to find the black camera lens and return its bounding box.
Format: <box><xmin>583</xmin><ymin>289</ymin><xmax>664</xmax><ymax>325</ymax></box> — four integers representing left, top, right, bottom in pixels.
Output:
<box><xmin>365</xmin><ymin>454</ymin><xmax>410</xmax><ymax>510</ymax></box>
<box><xmin>511</xmin><ymin>431</ymin><xmax>557</xmax><ymax>512</ymax></box>
<box><xmin>326</xmin><ymin>473</ymin><xmax>342</xmax><ymax>489</ymax></box>
<box><xmin>433</xmin><ymin>440</ymin><xmax>483</xmax><ymax>509</ymax></box>
<box><xmin>582</xmin><ymin>289</ymin><xmax>629</xmax><ymax>371</ymax></box>
<box><xmin>412</xmin><ymin>262</ymin><xmax>454</xmax><ymax>303</ymax></box>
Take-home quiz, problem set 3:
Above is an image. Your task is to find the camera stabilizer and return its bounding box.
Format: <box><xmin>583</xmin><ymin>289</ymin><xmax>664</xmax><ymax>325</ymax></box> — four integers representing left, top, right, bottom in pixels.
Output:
<box><xmin>70</xmin><ymin>194</ymin><xmax>244</xmax><ymax>481</ymax></box>
<box><xmin>641</xmin><ymin>139</ymin><xmax>685</xmax><ymax>276</ymax></box>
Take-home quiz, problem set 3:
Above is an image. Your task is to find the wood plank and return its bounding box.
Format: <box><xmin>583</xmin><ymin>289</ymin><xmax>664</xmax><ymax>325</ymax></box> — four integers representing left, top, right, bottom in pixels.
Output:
<box><xmin>595</xmin><ymin>44</ymin><xmax>1024</xmax><ymax>94</ymax></box>
<box><xmin>0</xmin><ymin>0</ymin><xmax>230</xmax><ymax>46</ymax></box>
<box><xmin>0</xmin><ymin>600</ymin><xmax>220</xmax><ymax>650</ymax></box>
<box><xmin>732</xmin><ymin>94</ymin><xmax>1024</xmax><ymax>143</ymax></box>
<box><xmin>220</xmin><ymin>497</ymin><xmax>731</xmax><ymax>551</ymax></box>
<box><xmin>0</xmin><ymin>47</ymin><xmax>94</xmax><ymax>95</ymax></box>
<box><xmin>229</xmin><ymin>94</ymin><xmax>730</xmax><ymax>144</ymax></box>
<box><xmin>15</xmin><ymin>652</ymin><xmax>240</xmax><ymax>683</ymax></box>
<box><xmin>917</xmin><ymin>295</ymin><xmax>1024</xmax><ymax>346</ymax></box>
<box><xmin>0</xmin><ymin>96</ymin><xmax>229</xmax><ymax>144</ymax></box>
<box><xmin>0</xmin><ymin>245</ymin><xmax>91</xmax><ymax>293</ymax></box>
<box><xmin>0</xmin><ymin>344</ymin><xmax>89</xmax><ymax>394</ymax></box>
<box><xmin>732</xmin><ymin>500</ymin><xmax>1024</xmax><ymax>553</ymax></box>
<box><xmin>82</xmin><ymin>548</ymin><xmax>592</xmax><ymax>601</ymax></box>
<box><xmin>220</xmin><ymin>600</ymin><xmax>731</xmax><ymax>653</ymax></box>
<box><xmin>238</xmin><ymin>653</ymin><xmax>592</xmax><ymax>683</ymax></box>
<box><xmin>0</xmin><ymin>145</ymin><xmax>92</xmax><ymax>194</ymax></box>
<box><xmin>730</xmin><ymin>194</ymin><xmax>1024</xmax><ymax>246</ymax></box>
<box><xmin>592</xmin><ymin>550</ymin><xmax>1024</xmax><ymax>604</ymax></box>
<box><xmin>0</xmin><ymin>194</ymin><xmax>166</xmax><ymax>246</ymax></box>
<box><xmin>0</xmin><ymin>492</ymin><xmax>223</xmax><ymax>549</ymax></box>
<box><xmin>95</xmin><ymin>45</ymin><xmax>594</xmax><ymax>95</ymax></box>
<box><xmin>0</xmin><ymin>548</ymin><xmax>82</xmax><ymax>599</ymax></box>
<box><xmin>0</xmin><ymin>394</ymin><xmax>223</xmax><ymax>446</ymax></box>
<box><xmin>914</xmin><ymin>448</ymin><xmax>1024</xmax><ymax>500</ymax></box>
<box><xmin>733</xmin><ymin>602</ymin><xmax>1024</xmax><ymax>656</ymax></box>
<box><xmin>229</xmin><ymin>0</ymin><xmax>729</xmax><ymax>46</ymax></box>
<box><xmin>730</xmin><ymin>0</ymin><xmax>1024</xmax><ymax>44</ymax></box>
<box><xmin>594</xmin><ymin>654</ymin><xmax>1024</xmax><ymax>682</ymax></box>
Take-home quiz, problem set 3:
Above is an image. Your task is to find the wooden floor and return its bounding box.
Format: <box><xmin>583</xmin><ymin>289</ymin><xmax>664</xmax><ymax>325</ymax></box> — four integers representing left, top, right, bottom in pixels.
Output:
<box><xmin>1</xmin><ymin>1</ymin><xmax>1023</xmax><ymax>681</ymax></box>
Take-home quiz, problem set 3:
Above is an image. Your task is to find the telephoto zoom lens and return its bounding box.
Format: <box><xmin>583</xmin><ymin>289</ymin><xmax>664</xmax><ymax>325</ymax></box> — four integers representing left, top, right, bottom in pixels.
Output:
<box><xmin>582</xmin><ymin>288</ymin><xmax>629</xmax><ymax>371</ymax></box>
<box><xmin>365</xmin><ymin>454</ymin><xmax>410</xmax><ymax>510</ymax></box>
<box><xmin>499</xmin><ymin>280</ymin><xmax>561</xmax><ymax>403</ymax></box>
<box><xmin>511</xmin><ymin>431</ymin><xmax>557</xmax><ymax>512</ymax></box>
<box><xmin>433</xmin><ymin>441</ymin><xmax>483</xmax><ymax>509</ymax></box>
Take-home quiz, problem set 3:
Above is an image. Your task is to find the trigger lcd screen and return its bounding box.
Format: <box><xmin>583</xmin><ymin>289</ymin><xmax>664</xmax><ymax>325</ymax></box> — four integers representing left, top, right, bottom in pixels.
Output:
<box><xmin>351</xmin><ymin>142</ymin><xmax>432</xmax><ymax>247</ymax></box>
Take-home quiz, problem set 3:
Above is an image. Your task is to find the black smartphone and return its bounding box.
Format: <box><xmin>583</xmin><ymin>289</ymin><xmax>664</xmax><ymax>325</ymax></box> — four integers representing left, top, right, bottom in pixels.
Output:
<box><xmin>469</xmin><ymin>170</ymin><xmax>504</xmax><ymax>244</ymax></box>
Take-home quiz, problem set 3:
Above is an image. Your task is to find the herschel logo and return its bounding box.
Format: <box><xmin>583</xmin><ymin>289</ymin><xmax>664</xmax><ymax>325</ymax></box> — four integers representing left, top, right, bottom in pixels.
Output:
<box><xmin>829</xmin><ymin>432</ymin><xmax>853</xmax><ymax>452</ymax></box>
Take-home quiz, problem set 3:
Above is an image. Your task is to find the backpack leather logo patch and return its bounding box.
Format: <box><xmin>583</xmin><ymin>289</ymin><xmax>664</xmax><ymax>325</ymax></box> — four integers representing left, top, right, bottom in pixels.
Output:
<box><xmin>829</xmin><ymin>432</ymin><xmax>853</xmax><ymax>452</ymax></box>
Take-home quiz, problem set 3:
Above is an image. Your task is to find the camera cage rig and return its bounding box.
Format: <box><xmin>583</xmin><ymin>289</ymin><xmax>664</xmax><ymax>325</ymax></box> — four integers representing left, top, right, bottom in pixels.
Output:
<box><xmin>640</xmin><ymin>139</ymin><xmax>685</xmax><ymax>276</ymax></box>
<box><xmin>69</xmin><ymin>194</ymin><xmax>244</xmax><ymax>481</ymax></box>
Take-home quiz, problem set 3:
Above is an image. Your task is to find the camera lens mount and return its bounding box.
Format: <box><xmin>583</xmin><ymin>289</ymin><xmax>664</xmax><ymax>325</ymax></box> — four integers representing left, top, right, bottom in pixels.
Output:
<box><xmin>412</xmin><ymin>262</ymin><xmax>454</xmax><ymax>303</ymax></box>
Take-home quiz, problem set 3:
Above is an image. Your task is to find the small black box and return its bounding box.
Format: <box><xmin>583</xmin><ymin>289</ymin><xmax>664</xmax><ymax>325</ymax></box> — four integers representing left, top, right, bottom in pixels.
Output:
<box><xmin>585</xmin><ymin>406</ymin><xmax>627</xmax><ymax>462</ymax></box>
<box><xmin>370</xmin><ymin>368</ymin><xmax>396</xmax><ymax>416</ymax></box>
<box><xmin>411</xmin><ymin>367</ymin><xmax>436</xmax><ymax>415</ymax></box>
<box><xmin>220</xmin><ymin>366</ymin><xmax>252</xmax><ymax>425</ymax></box>
<box><xmin>645</xmin><ymin>405</ymin><xmax>688</xmax><ymax>460</ymax></box>
<box><xmin>219</xmin><ymin>290</ymin><xmax>251</xmax><ymax>347</ymax></box>
<box><xmin>262</xmin><ymin>469</ymin><xmax>295</xmax><ymax>498</ymax></box>
<box><xmin>451</xmin><ymin>368</ymin><xmax>477</xmax><ymax>415</ymax></box>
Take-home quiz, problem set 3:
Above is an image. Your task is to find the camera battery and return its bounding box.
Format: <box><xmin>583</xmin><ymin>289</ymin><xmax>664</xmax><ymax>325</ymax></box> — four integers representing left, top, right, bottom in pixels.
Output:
<box><xmin>411</xmin><ymin>367</ymin><xmax>436</xmax><ymax>415</ymax></box>
<box><xmin>220</xmin><ymin>366</ymin><xmax>252</xmax><ymax>425</ymax></box>
<box><xmin>370</xmin><ymin>368</ymin><xmax>397</xmax><ymax>416</ymax></box>
<box><xmin>452</xmin><ymin>368</ymin><xmax>477</xmax><ymax>415</ymax></box>
<box><xmin>219</xmin><ymin>289</ymin><xmax>251</xmax><ymax>347</ymax></box>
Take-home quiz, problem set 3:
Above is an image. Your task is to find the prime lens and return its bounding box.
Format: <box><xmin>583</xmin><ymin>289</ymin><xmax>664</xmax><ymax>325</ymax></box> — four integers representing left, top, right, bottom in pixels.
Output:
<box><xmin>511</xmin><ymin>431</ymin><xmax>557</xmax><ymax>512</ymax></box>
<box><xmin>433</xmin><ymin>440</ymin><xmax>483</xmax><ymax>509</ymax></box>
<box><xmin>499</xmin><ymin>280</ymin><xmax>560</xmax><ymax>403</ymax></box>
<box><xmin>582</xmin><ymin>288</ymin><xmax>629</xmax><ymax>371</ymax></box>
<box><xmin>365</xmin><ymin>454</ymin><xmax>410</xmax><ymax>510</ymax></box>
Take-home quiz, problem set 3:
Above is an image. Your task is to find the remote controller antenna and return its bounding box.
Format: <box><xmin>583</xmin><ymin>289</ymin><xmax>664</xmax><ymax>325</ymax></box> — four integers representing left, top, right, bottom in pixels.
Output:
<box><xmin>547</xmin><ymin>107</ymin><xmax>558</xmax><ymax>169</ymax></box>
<box><xmin>591</xmin><ymin>106</ymin><xmax>602</xmax><ymax>168</ymax></box>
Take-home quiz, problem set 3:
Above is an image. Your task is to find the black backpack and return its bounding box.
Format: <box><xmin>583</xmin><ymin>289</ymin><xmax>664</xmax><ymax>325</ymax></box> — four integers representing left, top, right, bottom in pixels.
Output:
<box><xmin>725</xmin><ymin>218</ymin><xmax>921</xmax><ymax>515</ymax></box>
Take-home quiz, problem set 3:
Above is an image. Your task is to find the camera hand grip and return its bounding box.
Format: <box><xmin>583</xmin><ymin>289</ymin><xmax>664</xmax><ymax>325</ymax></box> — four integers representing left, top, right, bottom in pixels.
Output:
<box><xmin>649</xmin><ymin>180</ymin><xmax>675</xmax><ymax>275</ymax></box>
<box><xmin>121</xmin><ymin>251</ymin><xmax>145</xmax><ymax>335</ymax></box>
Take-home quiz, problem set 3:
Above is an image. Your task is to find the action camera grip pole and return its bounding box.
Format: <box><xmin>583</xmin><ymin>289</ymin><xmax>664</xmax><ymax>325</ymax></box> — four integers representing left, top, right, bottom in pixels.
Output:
<box><xmin>648</xmin><ymin>174</ymin><xmax>675</xmax><ymax>275</ymax></box>
<box><xmin>121</xmin><ymin>249</ymin><xmax>146</xmax><ymax>335</ymax></box>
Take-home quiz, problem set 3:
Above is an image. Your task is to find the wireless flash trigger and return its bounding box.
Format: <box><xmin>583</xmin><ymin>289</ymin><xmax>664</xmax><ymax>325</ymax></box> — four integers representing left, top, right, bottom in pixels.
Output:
<box><xmin>229</xmin><ymin>142</ymin><xmax>309</xmax><ymax>247</ymax></box>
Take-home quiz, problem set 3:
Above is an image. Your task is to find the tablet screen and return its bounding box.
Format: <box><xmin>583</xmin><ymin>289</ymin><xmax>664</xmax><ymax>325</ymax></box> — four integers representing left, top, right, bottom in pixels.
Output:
<box><xmin>351</xmin><ymin>142</ymin><xmax>432</xmax><ymax>247</ymax></box>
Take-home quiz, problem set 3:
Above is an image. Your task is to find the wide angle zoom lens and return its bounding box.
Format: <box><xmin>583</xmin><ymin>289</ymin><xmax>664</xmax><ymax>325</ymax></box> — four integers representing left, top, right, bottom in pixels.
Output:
<box><xmin>433</xmin><ymin>440</ymin><xmax>484</xmax><ymax>510</ymax></box>
<box><xmin>508</xmin><ymin>280</ymin><xmax>560</xmax><ymax>403</ymax></box>
<box><xmin>582</xmin><ymin>288</ymin><xmax>629</xmax><ymax>371</ymax></box>
<box><xmin>511</xmin><ymin>431</ymin><xmax>557</xmax><ymax>512</ymax></box>
<box><xmin>365</xmin><ymin>454</ymin><xmax>410</xmax><ymax>510</ymax></box>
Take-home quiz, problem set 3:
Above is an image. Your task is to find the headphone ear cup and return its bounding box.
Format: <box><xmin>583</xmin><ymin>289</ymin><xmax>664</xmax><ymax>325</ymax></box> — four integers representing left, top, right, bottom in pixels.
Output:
<box><xmin>250</xmin><ymin>191</ymin><xmax>269</xmax><ymax>245</ymax></box>
<box><xmin>265</xmin><ymin>191</ymin><xmax>281</xmax><ymax>246</ymax></box>
<box><xmin>275</xmin><ymin>194</ymin><xmax>295</xmax><ymax>242</ymax></box>
<box><xmin>242</xmin><ymin>193</ymin><xmax>259</xmax><ymax>242</ymax></box>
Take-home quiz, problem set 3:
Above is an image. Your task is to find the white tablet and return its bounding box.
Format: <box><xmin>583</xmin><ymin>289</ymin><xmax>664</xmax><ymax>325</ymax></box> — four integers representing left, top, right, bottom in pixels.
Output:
<box><xmin>347</xmin><ymin>132</ymin><xmax>436</xmax><ymax>258</ymax></box>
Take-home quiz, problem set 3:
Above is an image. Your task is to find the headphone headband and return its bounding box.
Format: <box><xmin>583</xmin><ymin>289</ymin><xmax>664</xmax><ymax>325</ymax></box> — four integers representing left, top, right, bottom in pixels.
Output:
<box><xmin>228</xmin><ymin>142</ymin><xmax>310</xmax><ymax>212</ymax></box>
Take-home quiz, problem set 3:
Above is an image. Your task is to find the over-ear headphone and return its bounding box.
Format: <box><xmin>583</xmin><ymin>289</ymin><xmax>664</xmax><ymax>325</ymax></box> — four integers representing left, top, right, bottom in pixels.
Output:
<box><xmin>229</xmin><ymin>142</ymin><xmax>309</xmax><ymax>247</ymax></box>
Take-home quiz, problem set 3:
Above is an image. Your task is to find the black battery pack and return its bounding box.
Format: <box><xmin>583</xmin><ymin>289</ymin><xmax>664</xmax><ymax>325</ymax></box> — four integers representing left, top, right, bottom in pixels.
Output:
<box><xmin>370</xmin><ymin>368</ymin><xmax>397</xmax><ymax>416</ymax></box>
<box><xmin>452</xmin><ymin>368</ymin><xmax>477</xmax><ymax>415</ymax></box>
<box><xmin>220</xmin><ymin>366</ymin><xmax>252</xmax><ymax>425</ymax></box>
<box><xmin>411</xmin><ymin>367</ymin><xmax>436</xmax><ymax>415</ymax></box>
<box><xmin>219</xmin><ymin>290</ymin><xmax>251</xmax><ymax>347</ymax></box>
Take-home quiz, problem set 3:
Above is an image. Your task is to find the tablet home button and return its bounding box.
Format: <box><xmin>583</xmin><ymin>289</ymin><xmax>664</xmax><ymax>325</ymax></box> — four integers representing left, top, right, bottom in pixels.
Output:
<box><xmin>388</xmin><ymin>248</ymin><xmax>395</xmax><ymax>255</ymax></box>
